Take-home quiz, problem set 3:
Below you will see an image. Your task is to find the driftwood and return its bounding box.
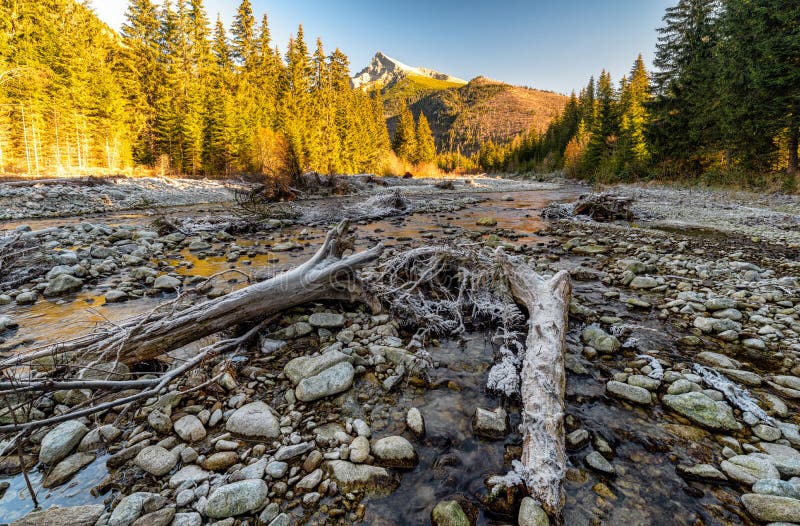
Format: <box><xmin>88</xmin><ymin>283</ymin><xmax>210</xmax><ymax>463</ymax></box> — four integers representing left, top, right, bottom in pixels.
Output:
<box><xmin>572</xmin><ymin>193</ymin><xmax>633</xmax><ymax>221</ymax></box>
<box><xmin>0</xmin><ymin>228</ymin><xmax>60</xmax><ymax>289</ymax></box>
<box><xmin>0</xmin><ymin>221</ymin><xmax>383</xmax><ymax>432</ymax></box>
<box><xmin>542</xmin><ymin>192</ymin><xmax>634</xmax><ymax>222</ymax></box>
<box><xmin>503</xmin><ymin>262</ymin><xmax>571</xmax><ymax>519</ymax></box>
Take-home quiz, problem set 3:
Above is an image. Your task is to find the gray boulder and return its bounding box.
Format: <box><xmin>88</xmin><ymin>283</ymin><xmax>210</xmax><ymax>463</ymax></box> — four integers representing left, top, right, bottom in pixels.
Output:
<box><xmin>43</xmin><ymin>274</ymin><xmax>83</xmax><ymax>297</ymax></box>
<box><xmin>135</xmin><ymin>445</ymin><xmax>178</xmax><ymax>476</ymax></box>
<box><xmin>606</xmin><ymin>381</ymin><xmax>651</xmax><ymax>404</ymax></box>
<box><xmin>284</xmin><ymin>351</ymin><xmax>350</xmax><ymax>385</ymax></box>
<box><xmin>308</xmin><ymin>312</ymin><xmax>345</xmax><ymax>329</ymax></box>
<box><xmin>153</xmin><ymin>275</ymin><xmax>181</xmax><ymax>290</ymax></box>
<box><xmin>662</xmin><ymin>392</ymin><xmax>740</xmax><ymax>430</ymax></box>
<box><xmin>372</xmin><ymin>436</ymin><xmax>418</xmax><ymax>468</ymax></box>
<box><xmin>741</xmin><ymin>493</ymin><xmax>800</xmax><ymax>523</ymax></box>
<box><xmin>205</xmin><ymin>479</ymin><xmax>269</xmax><ymax>519</ymax></box>
<box><xmin>225</xmin><ymin>401</ymin><xmax>280</xmax><ymax>439</ymax></box>
<box><xmin>39</xmin><ymin>420</ymin><xmax>89</xmax><ymax>465</ymax></box>
<box><xmin>295</xmin><ymin>362</ymin><xmax>354</xmax><ymax>402</ymax></box>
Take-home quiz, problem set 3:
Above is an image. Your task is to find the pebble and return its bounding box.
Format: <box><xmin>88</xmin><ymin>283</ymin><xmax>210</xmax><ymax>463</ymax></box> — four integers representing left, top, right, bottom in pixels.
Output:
<box><xmin>173</xmin><ymin>415</ymin><xmax>206</xmax><ymax>442</ymax></box>
<box><xmin>225</xmin><ymin>401</ymin><xmax>281</xmax><ymax>439</ymax></box>
<box><xmin>585</xmin><ymin>451</ymin><xmax>616</xmax><ymax>475</ymax></box>
<box><xmin>406</xmin><ymin>408</ymin><xmax>425</xmax><ymax>438</ymax></box>
<box><xmin>606</xmin><ymin>381</ymin><xmax>651</xmax><ymax>405</ymax></box>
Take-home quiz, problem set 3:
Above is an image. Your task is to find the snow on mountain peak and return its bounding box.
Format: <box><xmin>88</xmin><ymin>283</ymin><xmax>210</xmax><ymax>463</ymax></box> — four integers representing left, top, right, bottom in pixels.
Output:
<box><xmin>352</xmin><ymin>51</ymin><xmax>467</xmax><ymax>89</ymax></box>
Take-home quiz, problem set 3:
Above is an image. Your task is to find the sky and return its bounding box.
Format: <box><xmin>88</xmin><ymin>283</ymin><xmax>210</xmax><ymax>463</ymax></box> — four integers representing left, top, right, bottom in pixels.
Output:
<box><xmin>91</xmin><ymin>0</ymin><xmax>673</xmax><ymax>94</ymax></box>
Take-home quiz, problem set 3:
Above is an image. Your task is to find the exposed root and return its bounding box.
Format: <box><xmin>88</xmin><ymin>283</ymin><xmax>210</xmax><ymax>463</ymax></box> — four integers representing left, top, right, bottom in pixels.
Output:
<box><xmin>347</xmin><ymin>190</ymin><xmax>409</xmax><ymax>220</ymax></box>
<box><xmin>364</xmin><ymin>244</ymin><xmax>524</xmax><ymax>337</ymax></box>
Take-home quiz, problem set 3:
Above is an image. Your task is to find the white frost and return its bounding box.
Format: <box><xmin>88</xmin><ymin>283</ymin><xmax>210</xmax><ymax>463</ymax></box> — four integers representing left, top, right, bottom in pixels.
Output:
<box><xmin>692</xmin><ymin>364</ymin><xmax>776</xmax><ymax>426</ymax></box>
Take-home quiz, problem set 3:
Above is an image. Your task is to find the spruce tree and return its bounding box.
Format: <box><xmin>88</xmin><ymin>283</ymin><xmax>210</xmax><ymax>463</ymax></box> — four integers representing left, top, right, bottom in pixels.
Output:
<box><xmin>415</xmin><ymin>112</ymin><xmax>436</xmax><ymax>163</ymax></box>
<box><xmin>231</xmin><ymin>0</ymin><xmax>256</xmax><ymax>70</ymax></box>
<box><xmin>121</xmin><ymin>0</ymin><xmax>163</xmax><ymax>164</ymax></box>
<box><xmin>582</xmin><ymin>70</ymin><xmax>619</xmax><ymax>176</ymax></box>
<box><xmin>719</xmin><ymin>0</ymin><xmax>800</xmax><ymax>179</ymax></box>
<box><xmin>619</xmin><ymin>55</ymin><xmax>652</xmax><ymax>172</ymax></box>
<box><xmin>392</xmin><ymin>103</ymin><xmax>417</xmax><ymax>163</ymax></box>
<box><xmin>650</xmin><ymin>0</ymin><xmax>722</xmax><ymax>171</ymax></box>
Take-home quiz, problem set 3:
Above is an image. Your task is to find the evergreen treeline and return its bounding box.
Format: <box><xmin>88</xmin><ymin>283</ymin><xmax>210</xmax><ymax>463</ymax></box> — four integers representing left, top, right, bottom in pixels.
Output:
<box><xmin>391</xmin><ymin>102</ymin><xmax>436</xmax><ymax>165</ymax></box>
<box><xmin>485</xmin><ymin>0</ymin><xmax>800</xmax><ymax>188</ymax></box>
<box><xmin>0</xmin><ymin>0</ymin><xmax>390</xmax><ymax>178</ymax></box>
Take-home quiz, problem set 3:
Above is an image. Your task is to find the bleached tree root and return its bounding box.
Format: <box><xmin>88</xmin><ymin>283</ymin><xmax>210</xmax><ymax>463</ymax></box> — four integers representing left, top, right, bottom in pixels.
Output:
<box><xmin>502</xmin><ymin>258</ymin><xmax>572</xmax><ymax>519</ymax></box>
<box><xmin>0</xmin><ymin>221</ymin><xmax>383</xmax><ymax>432</ymax></box>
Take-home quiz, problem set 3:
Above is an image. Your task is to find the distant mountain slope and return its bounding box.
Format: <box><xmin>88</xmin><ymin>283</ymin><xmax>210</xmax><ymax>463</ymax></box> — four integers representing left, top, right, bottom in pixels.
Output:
<box><xmin>353</xmin><ymin>52</ymin><xmax>567</xmax><ymax>155</ymax></box>
<box><xmin>389</xmin><ymin>77</ymin><xmax>568</xmax><ymax>155</ymax></box>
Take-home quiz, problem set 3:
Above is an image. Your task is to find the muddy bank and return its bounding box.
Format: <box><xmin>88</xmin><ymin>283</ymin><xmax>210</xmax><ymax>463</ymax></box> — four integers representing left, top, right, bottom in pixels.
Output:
<box><xmin>0</xmin><ymin>180</ymin><xmax>799</xmax><ymax>526</ymax></box>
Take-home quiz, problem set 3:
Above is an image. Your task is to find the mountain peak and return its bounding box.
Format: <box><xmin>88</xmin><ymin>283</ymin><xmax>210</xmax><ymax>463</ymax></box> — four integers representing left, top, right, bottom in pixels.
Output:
<box><xmin>352</xmin><ymin>51</ymin><xmax>467</xmax><ymax>89</ymax></box>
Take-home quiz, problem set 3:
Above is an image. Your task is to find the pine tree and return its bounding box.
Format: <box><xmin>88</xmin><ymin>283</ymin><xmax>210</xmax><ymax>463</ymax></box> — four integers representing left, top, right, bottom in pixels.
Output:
<box><xmin>650</xmin><ymin>0</ymin><xmax>722</xmax><ymax>171</ymax></box>
<box><xmin>618</xmin><ymin>55</ymin><xmax>652</xmax><ymax>172</ymax></box>
<box><xmin>121</xmin><ymin>0</ymin><xmax>163</xmax><ymax>164</ymax></box>
<box><xmin>415</xmin><ymin>112</ymin><xmax>436</xmax><ymax>163</ymax></box>
<box><xmin>392</xmin><ymin>103</ymin><xmax>417</xmax><ymax>162</ymax></box>
<box><xmin>718</xmin><ymin>0</ymin><xmax>800</xmax><ymax>180</ymax></box>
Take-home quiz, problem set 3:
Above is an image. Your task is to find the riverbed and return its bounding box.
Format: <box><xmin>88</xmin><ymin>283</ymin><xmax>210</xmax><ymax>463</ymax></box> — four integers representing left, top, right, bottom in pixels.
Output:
<box><xmin>1</xmin><ymin>178</ymin><xmax>798</xmax><ymax>525</ymax></box>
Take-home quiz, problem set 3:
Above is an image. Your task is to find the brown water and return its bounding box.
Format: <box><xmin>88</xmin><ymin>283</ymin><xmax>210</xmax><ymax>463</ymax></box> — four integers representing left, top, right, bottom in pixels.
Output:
<box><xmin>0</xmin><ymin>187</ymin><xmax>757</xmax><ymax>525</ymax></box>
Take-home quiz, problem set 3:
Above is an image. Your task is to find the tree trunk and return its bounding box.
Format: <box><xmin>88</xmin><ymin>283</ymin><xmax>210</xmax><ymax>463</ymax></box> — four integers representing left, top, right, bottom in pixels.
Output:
<box><xmin>1</xmin><ymin>221</ymin><xmax>384</xmax><ymax>371</ymax></box>
<box><xmin>504</xmin><ymin>266</ymin><xmax>571</xmax><ymax>519</ymax></box>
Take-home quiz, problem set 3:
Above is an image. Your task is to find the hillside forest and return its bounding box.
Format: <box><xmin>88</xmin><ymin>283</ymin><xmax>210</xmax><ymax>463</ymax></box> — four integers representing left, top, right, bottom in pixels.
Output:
<box><xmin>0</xmin><ymin>0</ymin><xmax>393</xmax><ymax>179</ymax></box>
<box><xmin>0</xmin><ymin>0</ymin><xmax>798</xmax><ymax>189</ymax></box>
<box><xmin>486</xmin><ymin>0</ymin><xmax>800</xmax><ymax>189</ymax></box>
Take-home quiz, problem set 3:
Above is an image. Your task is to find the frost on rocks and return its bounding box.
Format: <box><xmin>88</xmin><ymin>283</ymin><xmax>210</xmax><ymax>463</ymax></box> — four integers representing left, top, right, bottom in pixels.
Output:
<box><xmin>638</xmin><ymin>354</ymin><xmax>664</xmax><ymax>381</ymax></box>
<box><xmin>692</xmin><ymin>364</ymin><xmax>776</xmax><ymax>426</ymax></box>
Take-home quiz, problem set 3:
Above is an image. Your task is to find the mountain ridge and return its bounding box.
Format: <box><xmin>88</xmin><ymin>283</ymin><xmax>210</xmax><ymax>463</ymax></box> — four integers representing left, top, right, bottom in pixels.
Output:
<box><xmin>352</xmin><ymin>51</ymin><xmax>467</xmax><ymax>89</ymax></box>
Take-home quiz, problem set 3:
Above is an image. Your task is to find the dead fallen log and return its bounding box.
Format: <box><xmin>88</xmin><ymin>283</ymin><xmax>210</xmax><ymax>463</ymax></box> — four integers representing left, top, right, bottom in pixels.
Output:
<box><xmin>1</xmin><ymin>220</ymin><xmax>383</xmax><ymax>373</ymax></box>
<box><xmin>572</xmin><ymin>192</ymin><xmax>634</xmax><ymax>221</ymax></box>
<box><xmin>503</xmin><ymin>261</ymin><xmax>571</xmax><ymax>519</ymax></box>
<box><xmin>542</xmin><ymin>192</ymin><xmax>634</xmax><ymax>222</ymax></box>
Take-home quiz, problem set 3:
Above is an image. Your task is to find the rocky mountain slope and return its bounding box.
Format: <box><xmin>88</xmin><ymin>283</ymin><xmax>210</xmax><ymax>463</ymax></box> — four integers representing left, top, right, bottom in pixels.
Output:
<box><xmin>352</xmin><ymin>51</ymin><xmax>467</xmax><ymax>90</ymax></box>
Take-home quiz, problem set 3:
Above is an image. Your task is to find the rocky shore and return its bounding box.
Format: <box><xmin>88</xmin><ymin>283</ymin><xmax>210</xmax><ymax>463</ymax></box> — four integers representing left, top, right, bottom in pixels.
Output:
<box><xmin>1</xmin><ymin>178</ymin><xmax>800</xmax><ymax>525</ymax></box>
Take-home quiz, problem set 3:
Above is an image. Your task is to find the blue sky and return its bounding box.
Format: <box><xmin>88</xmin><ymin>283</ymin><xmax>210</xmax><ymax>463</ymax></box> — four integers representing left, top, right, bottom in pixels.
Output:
<box><xmin>92</xmin><ymin>0</ymin><xmax>673</xmax><ymax>94</ymax></box>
